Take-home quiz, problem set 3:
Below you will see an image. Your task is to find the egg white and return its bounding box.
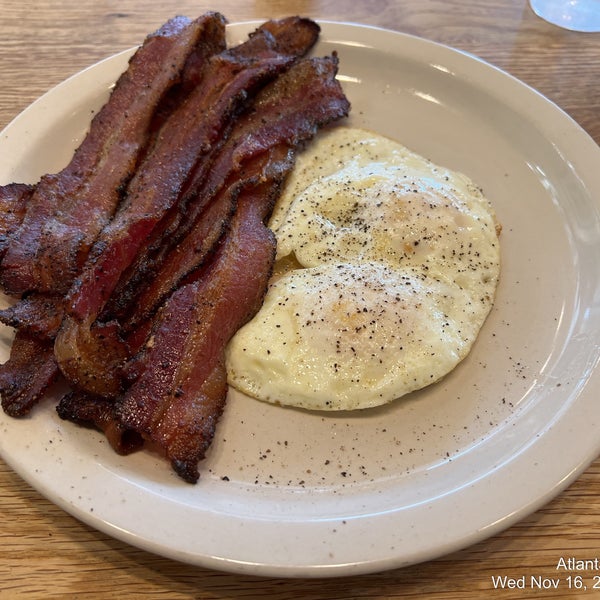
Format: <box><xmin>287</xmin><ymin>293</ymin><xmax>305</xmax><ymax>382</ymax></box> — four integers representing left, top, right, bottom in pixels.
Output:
<box><xmin>226</xmin><ymin>127</ymin><xmax>500</xmax><ymax>411</ymax></box>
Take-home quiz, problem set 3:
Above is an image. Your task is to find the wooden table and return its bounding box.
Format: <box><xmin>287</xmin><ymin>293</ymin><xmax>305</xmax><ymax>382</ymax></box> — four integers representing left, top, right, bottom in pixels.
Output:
<box><xmin>1</xmin><ymin>1</ymin><xmax>599</xmax><ymax>597</ymax></box>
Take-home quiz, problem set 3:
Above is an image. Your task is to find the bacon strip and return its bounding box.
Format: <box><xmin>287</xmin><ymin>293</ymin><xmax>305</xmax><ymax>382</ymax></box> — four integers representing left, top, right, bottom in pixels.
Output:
<box><xmin>108</xmin><ymin>54</ymin><xmax>349</xmax><ymax>331</ymax></box>
<box><xmin>116</xmin><ymin>184</ymin><xmax>278</xmax><ymax>483</ymax></box>
<box><xmin>0</xmin><ymin>17</ymin><xmax>317</xmax><ymax>416</ymax></box>
<box><xmin>0</xmin><ymin>12</ymin><xmax>227</xmax><ymax>296</ymax></box>
<box><xmin>54</xmin><ymin>29</ymin><xmax>314</xmax><ymax>397</ymax></box>
<box><xmin>65</xmin><ymin>150</ymin><xmax>292</xmax><ymax>425</ymax></box>
<box><xmin>0</xmin><ymin>15</ymin><xmax>227</xmax><ymax>340</ymax></box>
<box><xmin>259</xmin><ymin>16</ymin><xmax>321</xmax><ymax>54</ymax></box>
<box><xmin>54</xmin><ymin>182</ymin><xmax>282</xmax><ymax>471</ymax></box>
<box><xmin>0</xmin><ymin>13</ymin><xmax>227</xmax><ymax>416</ymax></box>
<box><xmin>0</xmin><ymin>14</ymin><xmax>352</xmax><ymax>484</ymax></box>
<box><xmin>112</xmin><ymin>147</ymin><xmax>292</xmax><ymax>334</ymax></box>
<box><xmin>0</xmin><ymin>293</ymin><xmax>64</xmax><ymax>339</ymax></box>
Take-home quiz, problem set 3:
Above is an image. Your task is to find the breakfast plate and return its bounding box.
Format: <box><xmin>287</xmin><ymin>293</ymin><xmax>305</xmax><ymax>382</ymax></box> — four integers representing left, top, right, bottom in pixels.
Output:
<box><xmin>1</xmin><ymin>20</ymin><xmax>600</xmax><ymax>577</ymax></box>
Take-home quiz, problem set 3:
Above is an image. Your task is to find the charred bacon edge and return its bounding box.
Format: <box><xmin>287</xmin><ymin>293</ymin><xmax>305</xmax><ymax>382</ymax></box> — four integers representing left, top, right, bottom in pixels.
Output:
<box><xmin>56</xmin><ymin>390</ymin><xmax>143</xmax><ymax>455</ymax></box>
<box><xmin>0</xmin><ymin>332</ymin><xmax>59</xmax><ymax>417</ymax></box>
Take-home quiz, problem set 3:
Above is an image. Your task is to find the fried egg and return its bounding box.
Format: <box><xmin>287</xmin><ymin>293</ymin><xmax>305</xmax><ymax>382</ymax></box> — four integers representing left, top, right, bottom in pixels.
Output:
<box><xmin>226</xmin><ymin>127</ymin><xmax>500</xmax><ymax>411</ymax></box>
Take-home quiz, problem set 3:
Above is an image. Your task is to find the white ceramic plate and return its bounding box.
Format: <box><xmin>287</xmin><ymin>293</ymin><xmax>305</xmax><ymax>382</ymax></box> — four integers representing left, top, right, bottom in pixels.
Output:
<box><xmin>1</xmin><ymin>21</ymin><xmax>600</xmax><ymax>578</ymax></box>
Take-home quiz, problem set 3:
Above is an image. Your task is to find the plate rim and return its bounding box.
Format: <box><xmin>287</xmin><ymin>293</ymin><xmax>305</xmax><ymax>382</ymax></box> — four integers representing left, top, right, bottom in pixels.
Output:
<box><xmin>1</xmin><ymin>19</ymin><xmax>600</xmax><ymax>578</ymax></box>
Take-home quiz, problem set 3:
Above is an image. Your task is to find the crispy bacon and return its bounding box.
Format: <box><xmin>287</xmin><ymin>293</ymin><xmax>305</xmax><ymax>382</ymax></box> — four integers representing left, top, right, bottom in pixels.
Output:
<box><xmin>0</xmin><ymin>13</ymin><xmax>226</xmax><ymax>343</ymax></box>
<box><xmin>0</xmin><ymin>13</ymin><xmax>227</xmax><ymax>416</ymax></box>
<box><xmin>0</xmin><ymin>12</ymin><xmax>227</xmax><ymax>296</ymax></box>
<box><xmin>103</xmin><ymin>18</ymin><xmax>322</xmax><ymax>325</ymax></box>
<box><xmin>56</xmin><ymin>390</ymin><xmax>143</xmax><ymax>455</ymax></box>
<box><xmin>54</xmin><ymin>27</ymin><xmax>317</xmax><ymax>397</ymax></box>
<box><xmin>114</xmin><ymin>55</ymin><xmax>350</xmax><ymax>483</ymax></box>
<box><xmin>0</xmin><ymin>293</ymin><xmax>64</xmax><ymax>339</ymax></box>
<box><xmin>126</xmin><ymin>149</ymin><xmax>292</xmax><ymax>332</ymax></box>
<box><xmin>116</xmin><ymin>184</ymin><xmax>278</xmax><ymax>483</ymax></box>
<box><xmin>0</xmin><ymin>183</ymin><xmax>34</xmax><ymax>259</ymax></box>
<box><xmin>108</xmin><ymin>55</ymin><xmax>350</xmax><ymax>331</ymax></box>
<box><xmin>259</xmin><ymin>16</ymin><xmax>321</xmax><ymax>54</ymax></box>
<box><xmin>0</xmin><ymin>332</ymin><xmax>59</xmax><ymax>417</ymax></box>
<box><xmin>0</xmin><ymin>14</ymin><xmax>352</xmax><ymax>483</ymax></box>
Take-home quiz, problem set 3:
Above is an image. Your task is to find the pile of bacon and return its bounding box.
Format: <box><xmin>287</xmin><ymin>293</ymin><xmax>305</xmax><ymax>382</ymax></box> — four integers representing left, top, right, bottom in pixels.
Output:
<box><xmin>0</xmin><ymin>12</ymin><xmax>350</xmax><ymax>483</ymax></box>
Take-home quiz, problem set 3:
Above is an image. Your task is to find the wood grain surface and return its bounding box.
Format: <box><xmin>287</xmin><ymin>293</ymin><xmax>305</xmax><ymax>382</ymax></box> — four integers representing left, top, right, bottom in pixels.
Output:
<box><xmin>1</xmin><ymin>1</ymin><xmax>599</xmax><ymax>598</ymax></box>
